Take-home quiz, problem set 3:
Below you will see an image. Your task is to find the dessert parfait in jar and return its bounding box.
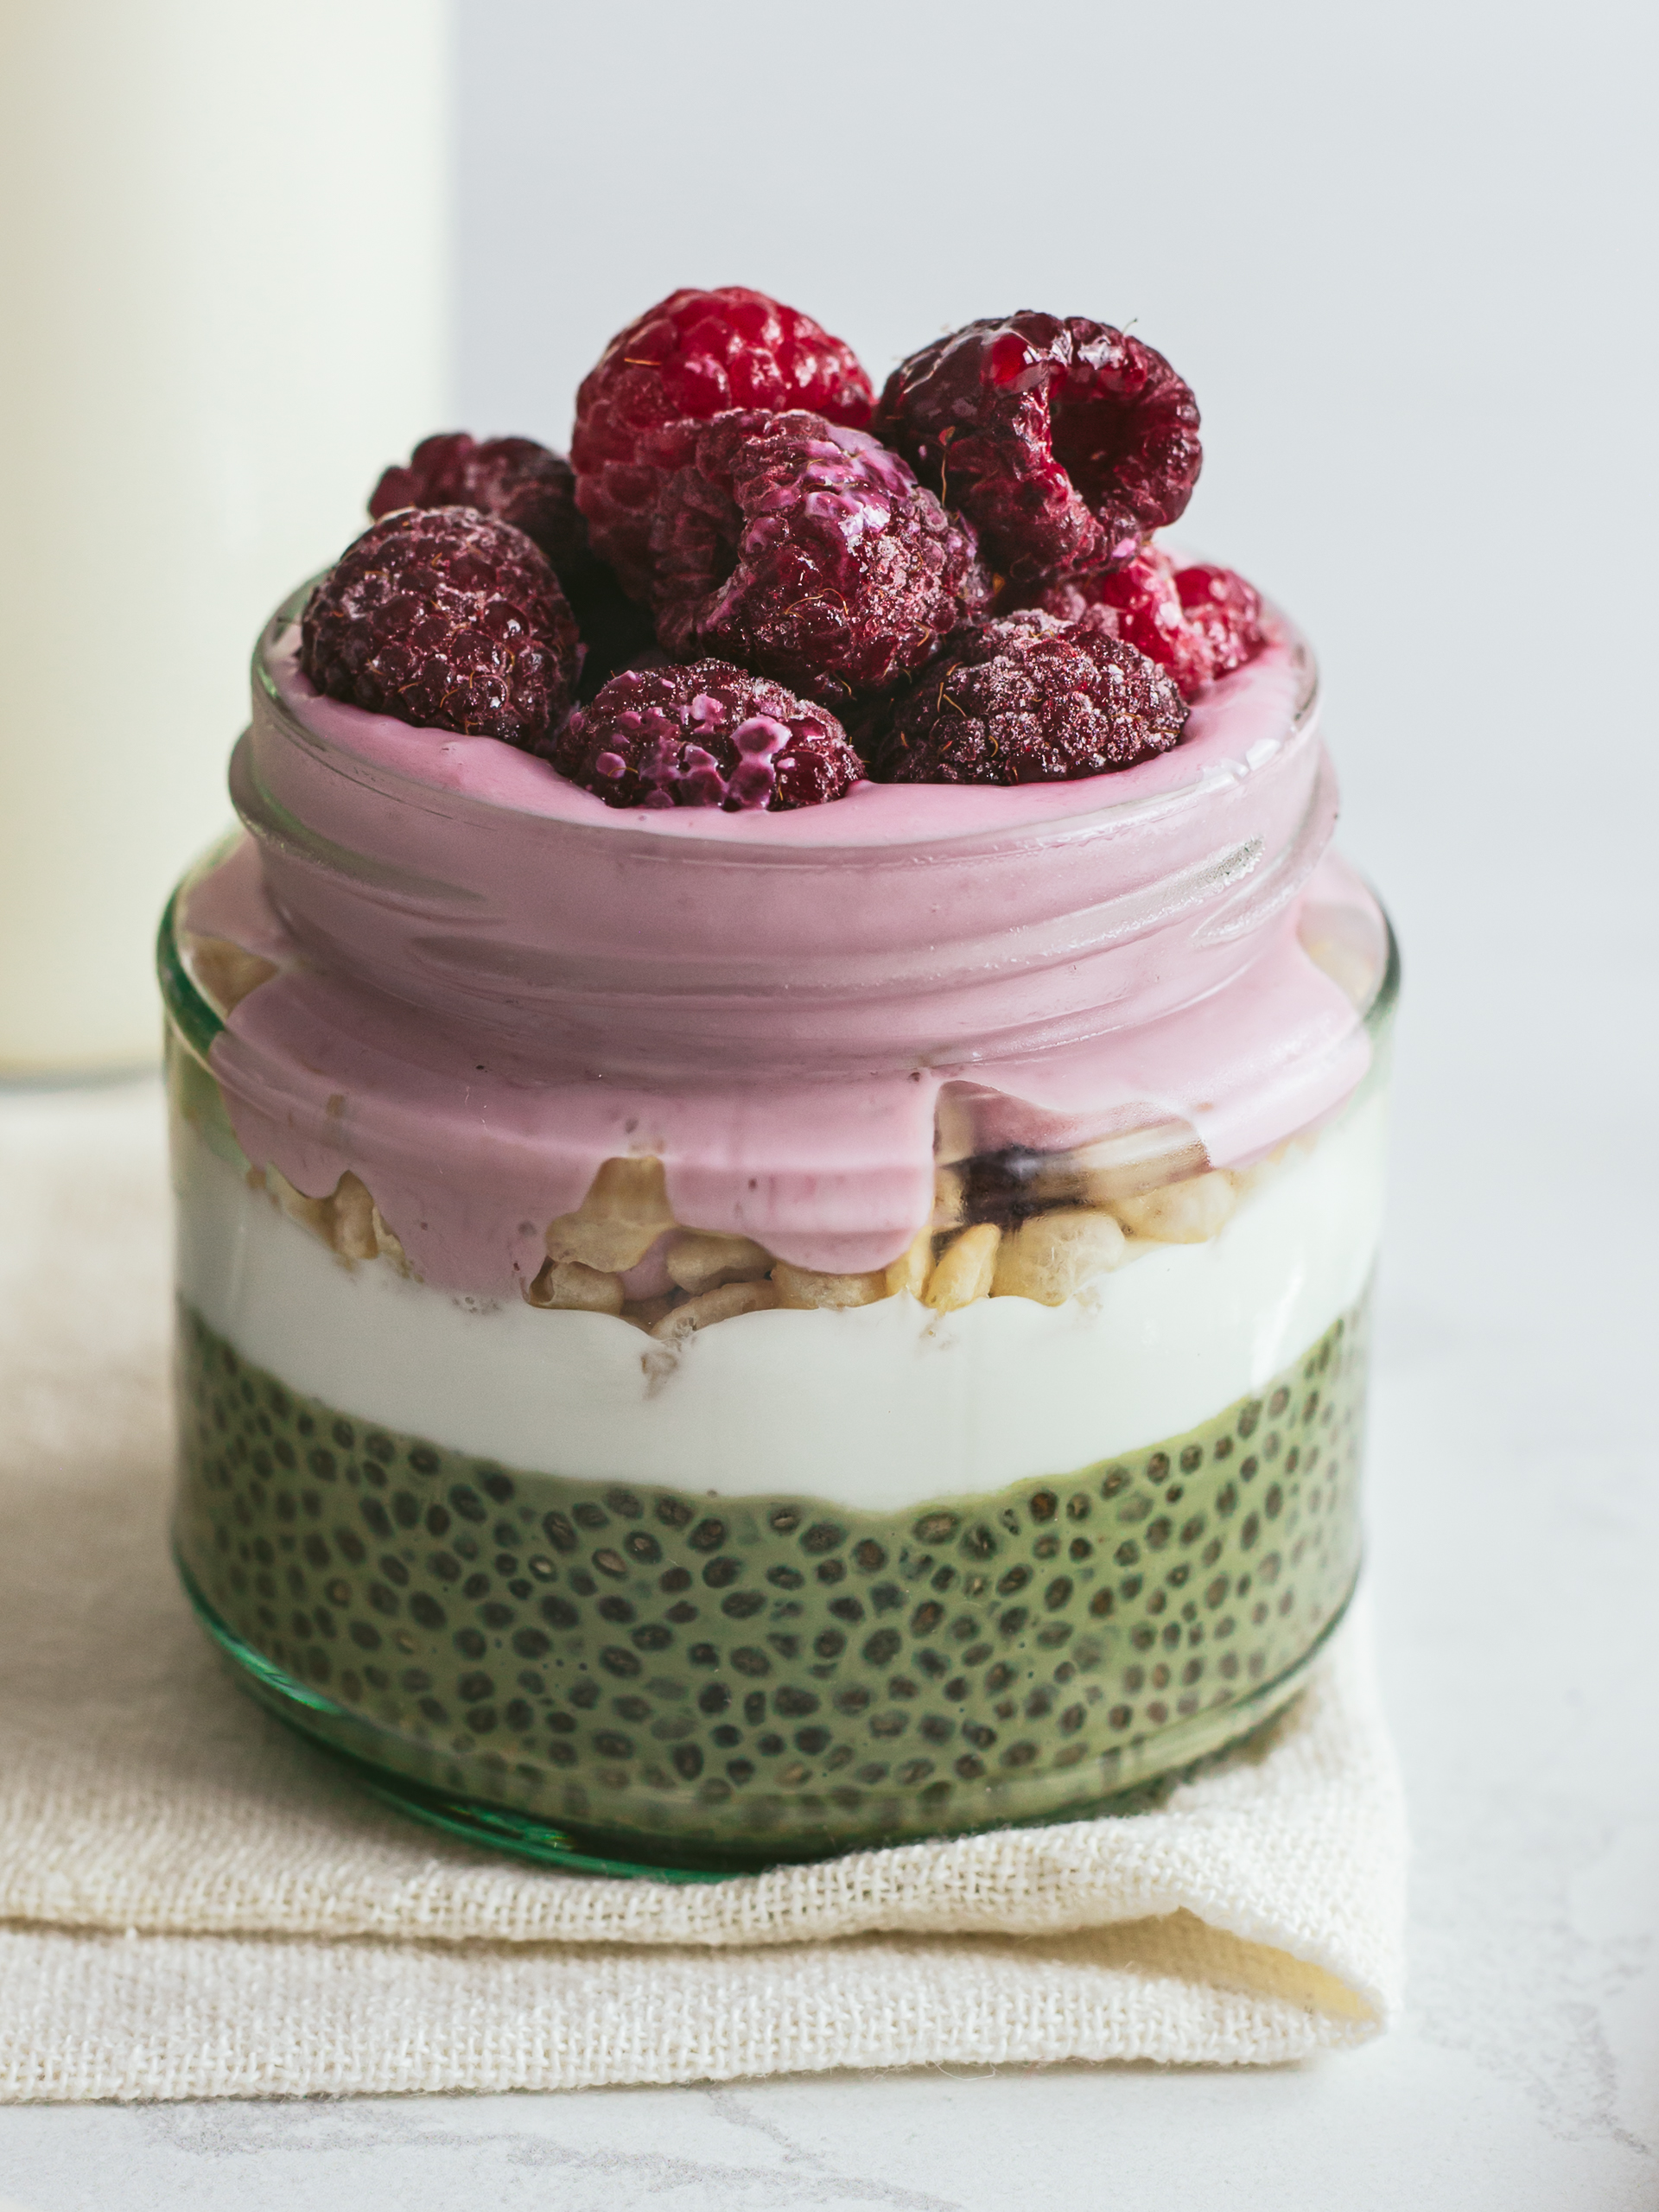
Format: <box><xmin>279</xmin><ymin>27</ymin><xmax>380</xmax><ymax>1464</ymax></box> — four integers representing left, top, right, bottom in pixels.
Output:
<box><xmin>161</xmin><ymin>290</ymin><xmax>1395</xmax><ymax>1876</ymax></box>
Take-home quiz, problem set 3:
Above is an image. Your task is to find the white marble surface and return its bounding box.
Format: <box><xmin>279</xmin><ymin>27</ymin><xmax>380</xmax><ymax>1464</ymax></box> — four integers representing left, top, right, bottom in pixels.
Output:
<box><xmin>5</xmin><ymin>0</ymin><xmax>1656</xmax><ymax>2196</ymax></box>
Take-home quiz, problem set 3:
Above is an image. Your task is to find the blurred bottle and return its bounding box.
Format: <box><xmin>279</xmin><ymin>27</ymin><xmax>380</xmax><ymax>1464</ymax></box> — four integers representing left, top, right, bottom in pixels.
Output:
<box><xmin>0</xmin><ymin>1</ymin><xmax>450</xmax><ymax>1075</ymax></box>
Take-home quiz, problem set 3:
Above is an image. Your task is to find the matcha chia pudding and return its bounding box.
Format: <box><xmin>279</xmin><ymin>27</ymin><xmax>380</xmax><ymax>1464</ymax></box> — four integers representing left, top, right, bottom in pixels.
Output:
<box><xmin>162</xmin><ymin>287</ymin><xmax>1396</xmax><ymax>1874</ymax></box>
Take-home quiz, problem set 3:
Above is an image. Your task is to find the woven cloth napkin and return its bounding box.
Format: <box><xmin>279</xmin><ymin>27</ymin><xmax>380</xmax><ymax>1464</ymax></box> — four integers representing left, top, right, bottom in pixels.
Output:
<box><xmin>0</xmin><ymin>1080</ymin><xmax>1406</xmax><ymax>2101</ymax></box>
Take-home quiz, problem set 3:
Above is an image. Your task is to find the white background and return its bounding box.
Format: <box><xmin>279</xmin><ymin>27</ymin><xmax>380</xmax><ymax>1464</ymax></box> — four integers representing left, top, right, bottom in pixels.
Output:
<box><xmin>3</xmin><ymin>0</ymin><xmax>1656</xmax><ymax>2202</ymax></box>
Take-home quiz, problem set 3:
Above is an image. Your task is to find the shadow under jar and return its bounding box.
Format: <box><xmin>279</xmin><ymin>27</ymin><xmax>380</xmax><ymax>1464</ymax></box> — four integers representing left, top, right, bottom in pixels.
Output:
<box><xmin>160</xmin><ymin>584</ymin><xmax>1397</xmax><ymax>1878</ymax></box>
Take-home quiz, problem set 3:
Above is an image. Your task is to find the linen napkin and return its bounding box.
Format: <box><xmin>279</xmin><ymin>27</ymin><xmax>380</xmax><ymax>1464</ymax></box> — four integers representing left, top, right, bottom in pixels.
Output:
<box><xmin>0</xmin><ymin>1080</ymin><xmax>1406</xmax><ymax>2100</ymax></box>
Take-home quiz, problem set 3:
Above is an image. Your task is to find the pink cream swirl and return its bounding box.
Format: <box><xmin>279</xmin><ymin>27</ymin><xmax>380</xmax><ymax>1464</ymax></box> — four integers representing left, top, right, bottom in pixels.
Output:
<box><xmin>185</xmin><ymin>597</ymin><xmax>1371</xmax><ymax>1294</ymax></box>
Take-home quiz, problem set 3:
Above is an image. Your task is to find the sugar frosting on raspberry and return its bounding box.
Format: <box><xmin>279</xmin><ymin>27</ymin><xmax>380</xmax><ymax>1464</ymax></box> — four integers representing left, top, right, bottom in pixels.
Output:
<box><xmin>300</xmin><ymin>505</ymin><xmax>580</xmax><ymax>748</ymax></box>
<box><xmin>366</xmin><ymin>431</ymin><xmax>655</xmax><ymax>700</ymax></box>
<box><xmin>874</xmin><ymin>609</ymin><xmax>1186</xmax><ymax>784</ymax></box>
<box><xmin>1172</xmin><ymin>561</ymin><xmax>1267</xmax><ymax>683</ymax></box>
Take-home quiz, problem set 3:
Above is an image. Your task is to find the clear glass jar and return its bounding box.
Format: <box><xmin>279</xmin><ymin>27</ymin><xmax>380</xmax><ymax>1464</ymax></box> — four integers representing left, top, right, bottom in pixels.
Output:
<box><xmin>161</xmin><ymin>583</ymin><xmax>1397</xmax><ymax>1878</ymax></box>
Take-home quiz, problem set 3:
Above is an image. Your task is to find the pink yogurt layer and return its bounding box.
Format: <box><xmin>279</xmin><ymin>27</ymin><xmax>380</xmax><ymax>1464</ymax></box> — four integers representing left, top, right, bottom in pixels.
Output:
<box><xmin>184</xmin><ymin>608</ymin><xmax>1375</xmax><ymax>1296</ymax></box>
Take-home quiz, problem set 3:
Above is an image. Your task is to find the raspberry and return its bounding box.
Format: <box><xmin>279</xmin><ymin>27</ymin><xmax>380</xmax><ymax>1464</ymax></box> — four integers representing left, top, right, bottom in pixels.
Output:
<box><xmin>872</xmin><ymin>609</ymin><xmax>1186</xmax><ymax>785</ymax></box>
<box><xmin>369</xmin><ymin>432</ymin><xmax>590</xmax><ymax>582</ymax></box>
<box><xmin>300</xmin><ymin>506</ymin><xmax>580</xmax><ymax>748</ymax></box>
<box><xmin>1172</xmin><ymin>561</ymin><xmax>1266</xmax><ymax>683</ymax></box>
<box><xmin>572</xmin><ymin>287</ymin><xmax>874</xmax><ymax>596</ymax></box>
<box><xmin>552</xmin><ymin>661</ymin><xmax>862</xmax><ymax>811</ymax></box>
<box><xmin>1035</xmin><ymin>546</ymin><xmax>1264</xmax><ymax>700</ymax></box>
<box><xmin>1034</xmin><ymin>545</ymin><xmax>1205</xmax><ymax>696</ymax></box>
<box><xmin>645</xmin><ymin>410</ymin><xmax>990</xmax><ymax>710</ymax></box>
<box><xmin>874</xmin><ymin>314</ymin><xmax>1201</xmax><ymax>583</ymax></box>
<box><xmin>366</xmin><ymin>429</ymin><xmax>653</xmax><ymax>694</ymax></box>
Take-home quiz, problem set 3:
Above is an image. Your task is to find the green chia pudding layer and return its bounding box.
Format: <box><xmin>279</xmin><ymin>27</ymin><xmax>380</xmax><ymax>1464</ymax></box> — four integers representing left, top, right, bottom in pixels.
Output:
<box><xmin>173</xmin><ymin>1297</ymin><xmax>1370</xmax><ymax>1869</ymax></box>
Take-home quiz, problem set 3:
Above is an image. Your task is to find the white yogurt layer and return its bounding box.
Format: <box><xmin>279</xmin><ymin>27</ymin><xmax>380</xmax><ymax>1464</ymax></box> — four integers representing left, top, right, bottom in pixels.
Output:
<box><xmin>173</xmin><ymin>1090</ymin><xmax>1388</xmax><ymax>1514</ymax></box>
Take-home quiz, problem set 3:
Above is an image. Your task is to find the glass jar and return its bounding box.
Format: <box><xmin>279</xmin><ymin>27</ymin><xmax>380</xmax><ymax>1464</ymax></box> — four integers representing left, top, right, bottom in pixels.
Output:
<box><xmin>161</xmin><ymin>582</ymin><xmax>1396</xmax><ymax>1878</ymax></box>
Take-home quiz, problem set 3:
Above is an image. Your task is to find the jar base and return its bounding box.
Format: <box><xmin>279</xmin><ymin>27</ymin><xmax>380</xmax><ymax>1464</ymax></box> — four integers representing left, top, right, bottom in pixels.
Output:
<box><xmin>179</xmin><ymin>1552</ymin><xmax>1351</xmax><ymax>1880</ymax></box>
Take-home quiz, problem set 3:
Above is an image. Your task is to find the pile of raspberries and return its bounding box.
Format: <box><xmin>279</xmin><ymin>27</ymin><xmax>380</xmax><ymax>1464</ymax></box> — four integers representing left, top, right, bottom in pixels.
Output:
<box><xmin>301</xmin><ymin>289</ymin><xmax>1266</xmax><ymax>811</ymax></box>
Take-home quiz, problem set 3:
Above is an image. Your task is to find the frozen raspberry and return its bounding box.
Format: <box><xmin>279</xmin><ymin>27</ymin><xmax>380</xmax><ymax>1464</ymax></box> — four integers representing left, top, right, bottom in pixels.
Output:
<box><xmin>369</xmin><ymin>432</ymin><xmax>591</xmax><ymax>581</ymax></box>
<box><xmin>572</xmin><ymin>288</ymin><xmax>875</xmax><ymax>596</ymax></box>
<box><xmin>366</xmin><ymin>429</ymin><xmax>653</xmax><ymax>690</ymax></box>
<box><xmin>1172</xmin><ymin>561</ymin><xmax>1266</xmax><ymax>682</ymax></box>
<box><xmin>552</xmin><ymin>661</ymin><xmax>862</xmax><ymax>811</ymax></box>
<box><xmin>644</xmin><ymin>410</ymin><xmax>990</xmax><ymax>710</ymax></box>
<box><xmin>874</xmin><ymin>315</ymin><xmax>1201</xmax><ymax>583</ymax></box>
<box><xmin>300</xmin><ymin>507</ymin><xmax>580</xmax><ymax>748</ymax></box>
<box><xmin>1034</xmin><ymin>546</ymin><xmax>1264</xmax><ymax>700</ymax></box>
<box><xmin>1034</xmin><ymin>545</ymin><xmax>1205</xmax><ymax>696</ymax></box>
<box><xmin>873</xmin><ymin>609</ymin><xmax>1186</xmax><ymax>785</ymax></box>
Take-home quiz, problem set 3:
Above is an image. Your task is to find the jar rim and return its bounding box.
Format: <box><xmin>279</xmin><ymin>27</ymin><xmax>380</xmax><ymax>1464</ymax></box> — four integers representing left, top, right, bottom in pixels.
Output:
<box><xmin>257</xmin><ymin>580</ymin><xmax>1319</xmax><ymax>862</ymax></box>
